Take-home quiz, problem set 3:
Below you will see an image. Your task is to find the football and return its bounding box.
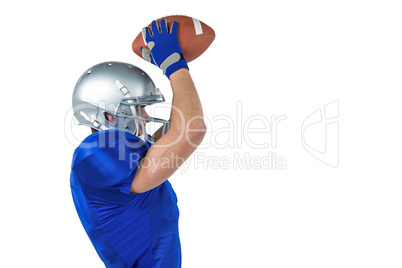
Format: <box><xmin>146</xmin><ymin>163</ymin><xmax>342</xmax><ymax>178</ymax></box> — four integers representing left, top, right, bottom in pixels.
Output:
<box><xmin>132</xmin><ymin>15</ymin><xmax>215</xmax><ymax>63</ymax></box>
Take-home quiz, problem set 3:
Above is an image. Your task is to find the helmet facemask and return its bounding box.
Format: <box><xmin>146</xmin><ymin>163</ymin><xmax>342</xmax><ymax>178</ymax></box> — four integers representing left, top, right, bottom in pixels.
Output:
<box><xmin>112</xmin><ymin>91</ymin><xmax>170</xmax><ymax>144</ymax></box>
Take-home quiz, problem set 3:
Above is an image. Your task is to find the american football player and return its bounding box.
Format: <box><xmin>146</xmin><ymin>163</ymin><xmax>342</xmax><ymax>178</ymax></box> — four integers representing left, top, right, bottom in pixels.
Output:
<box><xmin>70</xmin><ymin>19</ymin><xmax>206</xmax><ymax>267</ymax></box>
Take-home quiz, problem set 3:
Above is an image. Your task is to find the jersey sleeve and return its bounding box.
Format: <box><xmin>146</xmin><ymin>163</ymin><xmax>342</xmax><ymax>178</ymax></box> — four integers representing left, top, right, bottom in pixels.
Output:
<box><xmin>72</xmin><ymin>130</ymin><xmax>150</xmax><ymax>194</ymax></box>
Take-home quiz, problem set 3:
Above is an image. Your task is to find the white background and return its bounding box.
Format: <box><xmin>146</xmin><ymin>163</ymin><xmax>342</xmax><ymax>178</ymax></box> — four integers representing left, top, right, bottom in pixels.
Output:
<box><xmin>1</xmin><ymin>0</ymin><xmax>401</xmax><ymax>267</ymax></box>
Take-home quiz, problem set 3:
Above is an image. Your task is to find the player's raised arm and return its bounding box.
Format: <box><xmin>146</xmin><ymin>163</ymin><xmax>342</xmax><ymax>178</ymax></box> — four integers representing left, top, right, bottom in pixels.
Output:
<box><xmin>130</xmin><ymin>20</ymin><xmax>206</xmax><ymax>193</ymax></box>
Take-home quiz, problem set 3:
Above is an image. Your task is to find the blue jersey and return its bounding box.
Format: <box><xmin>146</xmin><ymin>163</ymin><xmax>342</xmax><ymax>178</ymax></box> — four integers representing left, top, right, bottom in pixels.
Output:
<box><xmin>70</xmin><ymin>130</ymin><xmax>181</xmax><ymax>268</ymax></box>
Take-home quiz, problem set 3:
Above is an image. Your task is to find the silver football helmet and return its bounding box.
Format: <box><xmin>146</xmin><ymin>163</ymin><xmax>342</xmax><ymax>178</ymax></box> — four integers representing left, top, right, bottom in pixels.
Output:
<box><xmin>72</xmin><ymin>61</ymin><xmax>169</xmax><ymax>143</ymax></box>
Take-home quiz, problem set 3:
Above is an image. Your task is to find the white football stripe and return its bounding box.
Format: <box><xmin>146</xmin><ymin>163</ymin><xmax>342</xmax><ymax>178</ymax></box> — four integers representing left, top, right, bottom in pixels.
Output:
<box><xmin>142</xmin><ymin>29</ymin><xmax>147</xmax><ymax>45</ymax></box>
<box><xmin>192</xmin><ymin>18</ymin><xmax>203</xmax><ymax>35</ymax></box>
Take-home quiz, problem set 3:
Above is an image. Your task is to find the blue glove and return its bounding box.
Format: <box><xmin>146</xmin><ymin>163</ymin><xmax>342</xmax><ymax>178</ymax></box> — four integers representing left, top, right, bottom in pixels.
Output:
<box><xmin>141</xmin><ymin>19</ymin><xmax>188</xmax><ymax>78</ymax></box>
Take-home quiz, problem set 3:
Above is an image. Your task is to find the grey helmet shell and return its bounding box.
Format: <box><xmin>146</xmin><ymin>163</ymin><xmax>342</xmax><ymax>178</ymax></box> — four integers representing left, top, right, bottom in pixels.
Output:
<box><xmin>72</xmin><ymin>61</ymin><xmax>169</xmax><ymax>143</ymax></box>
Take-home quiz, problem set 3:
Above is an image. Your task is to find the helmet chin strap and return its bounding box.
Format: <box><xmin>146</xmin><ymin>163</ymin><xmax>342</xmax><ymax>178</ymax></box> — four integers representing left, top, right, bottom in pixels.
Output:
<box><xmin>79</xmin><ymin>111</ymin><xmax>107</xmax><ymax>131</ymax></box>
<box><xmin>115</xmin><ymin>80</ymin><xmax>140</xmax><ymax>137</ymax></box>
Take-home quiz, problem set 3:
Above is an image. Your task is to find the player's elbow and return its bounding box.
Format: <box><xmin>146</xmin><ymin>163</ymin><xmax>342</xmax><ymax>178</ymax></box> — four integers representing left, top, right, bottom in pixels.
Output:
<box><xmin>185</xmin><ymin>121</ymin><xmax>207</xmax><ymax>146</ymax></box>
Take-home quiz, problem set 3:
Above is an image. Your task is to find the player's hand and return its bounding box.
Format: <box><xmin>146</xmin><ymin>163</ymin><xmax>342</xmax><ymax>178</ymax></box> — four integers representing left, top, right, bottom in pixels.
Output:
<box><xmin>141</xmin><ymin>19</ymin><xmax>188</xmax><ymax>79</ymax></box>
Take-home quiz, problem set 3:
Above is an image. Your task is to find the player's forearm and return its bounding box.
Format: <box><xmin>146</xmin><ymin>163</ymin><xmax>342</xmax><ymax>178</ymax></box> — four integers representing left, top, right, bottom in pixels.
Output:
<box><xmin>169</xmin><ymin>69</ymin><xmax>206</xmax><ymax>141</ymax></box>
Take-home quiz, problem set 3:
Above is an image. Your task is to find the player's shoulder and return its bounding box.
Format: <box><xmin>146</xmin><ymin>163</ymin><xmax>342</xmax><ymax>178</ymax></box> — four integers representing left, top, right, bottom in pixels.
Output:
<box><xmin>81</xmin><ymin>129</ymin><xmax>149</xmax><ymax>149</ymax></box>
<box><xmin>72</xmin><ymin>130</ymin><xmax>150</xmax><ymax>166</ymax></box>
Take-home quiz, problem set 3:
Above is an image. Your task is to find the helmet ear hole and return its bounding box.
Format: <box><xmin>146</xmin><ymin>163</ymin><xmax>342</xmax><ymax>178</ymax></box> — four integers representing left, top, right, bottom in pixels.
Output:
<box><xmin>104</xmin><ymin>112</ymin><xmax>116</xmax><ymax>124</ymax></box>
